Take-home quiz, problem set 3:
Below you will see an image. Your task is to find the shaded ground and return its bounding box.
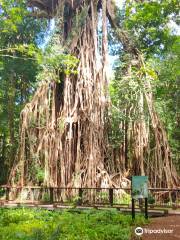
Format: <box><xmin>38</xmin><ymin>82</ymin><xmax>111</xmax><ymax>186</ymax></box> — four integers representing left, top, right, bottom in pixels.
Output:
<box><xmin>140</xmin><ymin>215</ymin><xmax>180</xmax><ymax>240</ymax></box>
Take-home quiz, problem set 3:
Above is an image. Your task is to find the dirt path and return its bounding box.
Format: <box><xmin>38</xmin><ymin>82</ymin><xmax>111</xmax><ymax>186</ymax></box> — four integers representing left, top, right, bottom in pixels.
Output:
<box><xmin>140</xmin><ymin>215</ymin><xmax>180</xmax><ymax>240</ymax></box>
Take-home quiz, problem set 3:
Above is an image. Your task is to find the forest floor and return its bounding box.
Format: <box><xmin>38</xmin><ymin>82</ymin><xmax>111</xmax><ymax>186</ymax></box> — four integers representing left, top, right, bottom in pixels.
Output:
<box><xmin>141</xmin><ymin>215</ymin><xmax>180</xmax><ymax>240</ymax></box>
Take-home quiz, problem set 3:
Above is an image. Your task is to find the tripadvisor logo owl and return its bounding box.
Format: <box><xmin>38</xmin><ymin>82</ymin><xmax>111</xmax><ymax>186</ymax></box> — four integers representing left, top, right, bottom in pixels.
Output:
<box><xmin>135</xmin><ymin>227</ymin><xmax>143</xmax><ymax>236</ymax></box>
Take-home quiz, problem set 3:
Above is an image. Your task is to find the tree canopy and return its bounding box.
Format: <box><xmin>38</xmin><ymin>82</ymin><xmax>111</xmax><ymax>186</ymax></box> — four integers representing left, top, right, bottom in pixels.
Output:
<box><xmin>0</xmin><ymin>0</ymin><xmax>179</xmax><ymax>189</ymax></box>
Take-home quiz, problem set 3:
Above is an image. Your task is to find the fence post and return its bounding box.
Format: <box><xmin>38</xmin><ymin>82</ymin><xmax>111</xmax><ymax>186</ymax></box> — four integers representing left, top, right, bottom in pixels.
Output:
<box><xmin>78</xmin><ymin>188</ymin><xmax>83</xmax><ymax>205</ymax></box>
<box><xmin>50</xmin><ymin>187</ymin><xmax>54</xmax><ymax>203</ymax></box>
<box><xmin>6</xmin><ymin>187</ymin><xmax>10</xmax><ymax>201</ymax></box>
<box><xmin>109</xmin><ymin>188</ymin><xmax>113</xmax><ymax>206</ymax></box>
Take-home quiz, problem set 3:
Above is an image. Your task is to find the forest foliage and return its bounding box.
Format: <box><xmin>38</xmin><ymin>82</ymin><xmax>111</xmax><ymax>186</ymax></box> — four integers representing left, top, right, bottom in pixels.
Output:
<box><xmin>0</xmin><ymin>0</ymin><xmax>179</xmax><ymax>185</ymax></box>
<box><xmin>0</xmin><ymin>0</ymin><xmax>78</xmax><ymax>183</ymax></box>
<box><xmin>109</xmin><ymin>0</ymin><xmax>180</xmax><ymax>173</ymax></box>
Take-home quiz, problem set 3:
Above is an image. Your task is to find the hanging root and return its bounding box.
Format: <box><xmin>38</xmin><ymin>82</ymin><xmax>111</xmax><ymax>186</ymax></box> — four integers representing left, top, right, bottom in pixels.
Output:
<box><xmin>9</xmin><ymin>0</ymin><xmax>179</xmax><ymax>200</ymax></box>
<box><xmin>9</xmin><ymin>1</ymin><xmax>112</xmax><ymax>189</ymax></box>
<box><xmin>109</xmin><ymin>54</ymin><xmax>179</xmax><ymax>188</ymax></box>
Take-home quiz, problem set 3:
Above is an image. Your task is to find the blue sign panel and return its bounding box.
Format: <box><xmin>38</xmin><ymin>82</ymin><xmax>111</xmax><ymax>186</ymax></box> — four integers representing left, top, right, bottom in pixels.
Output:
<box><xmin>132</xmin><ymin>176</ymin><xmax>148</xmax><ymax>199</ymax></box>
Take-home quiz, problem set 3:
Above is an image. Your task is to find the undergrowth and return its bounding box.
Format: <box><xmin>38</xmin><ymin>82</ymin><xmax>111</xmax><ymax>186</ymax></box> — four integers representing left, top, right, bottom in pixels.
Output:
<box><xmin>0</xmin><ymin>208</ymin><xmax>149</xmax><ymax>240</ymax></box>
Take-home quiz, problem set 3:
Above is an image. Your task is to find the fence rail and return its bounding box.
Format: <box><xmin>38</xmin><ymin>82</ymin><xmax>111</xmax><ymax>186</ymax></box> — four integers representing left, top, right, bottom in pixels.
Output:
<box><xmin>0</xmin><ymin>186</ymin><xmax>179</xmax><ymax>209</ymax></box>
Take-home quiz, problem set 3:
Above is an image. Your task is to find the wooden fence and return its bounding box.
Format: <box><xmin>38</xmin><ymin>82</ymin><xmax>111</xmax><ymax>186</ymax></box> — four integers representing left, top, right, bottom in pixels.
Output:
<box><xmin>0</xmin><ymin>186</ymin><xmax>179</xmax><ymax>209</ymax></box>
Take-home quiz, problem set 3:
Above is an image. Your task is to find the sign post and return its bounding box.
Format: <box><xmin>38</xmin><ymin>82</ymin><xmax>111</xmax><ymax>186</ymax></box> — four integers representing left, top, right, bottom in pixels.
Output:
<box><xmin>145</xmin><ymin>197</ymin><xmax>148</xmax><ymax>219</ymax></box>
<box><xmin>131</xmin><ymin>176</ymin><xmax>148</xmax><ymax>220</ymax></box>
<box><xmin>132</xmin><ymin>198</ymin><xmax>135</xmax><ymax>220</ymax></box>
